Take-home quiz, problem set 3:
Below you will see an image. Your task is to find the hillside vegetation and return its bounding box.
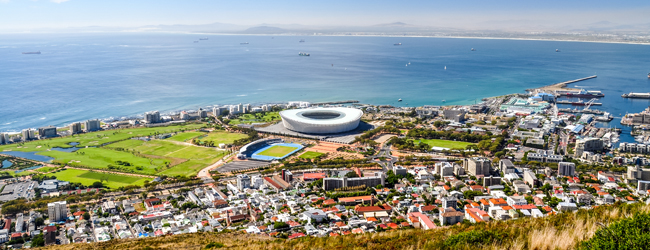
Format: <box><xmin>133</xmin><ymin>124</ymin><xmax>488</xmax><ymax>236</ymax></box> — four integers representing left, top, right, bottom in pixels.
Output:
<box><xmin>41</xmin><ymin>202</ymin><xmax>650</xmax><ymax>250</ymax></box>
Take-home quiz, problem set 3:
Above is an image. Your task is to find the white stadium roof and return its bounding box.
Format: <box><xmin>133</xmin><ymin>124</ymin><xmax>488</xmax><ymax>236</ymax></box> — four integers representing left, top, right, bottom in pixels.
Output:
<box><xmin>279</xmin><ymin>107</ymin><xmax>363</xmax><ymax>134</ymax></box>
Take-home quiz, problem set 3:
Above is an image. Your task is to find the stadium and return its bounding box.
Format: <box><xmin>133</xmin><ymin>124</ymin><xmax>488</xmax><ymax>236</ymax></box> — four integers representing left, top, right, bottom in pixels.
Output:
<box><xmin>237</xmin><ymin>138</ymin><xmax>304</xmax><ymax>161</ymax></box>
<box><xmin>279</xmin><ymin>107</ymin><xmax>363</xmax><ymax>134</ymax></box>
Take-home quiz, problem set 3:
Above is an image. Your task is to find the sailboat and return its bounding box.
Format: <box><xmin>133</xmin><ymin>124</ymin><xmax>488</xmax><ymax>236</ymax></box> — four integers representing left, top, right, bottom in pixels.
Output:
<box><xmin>444</xmin><ymin>66</ymin><xmax>447</xmax><ymax>70</ymax></box>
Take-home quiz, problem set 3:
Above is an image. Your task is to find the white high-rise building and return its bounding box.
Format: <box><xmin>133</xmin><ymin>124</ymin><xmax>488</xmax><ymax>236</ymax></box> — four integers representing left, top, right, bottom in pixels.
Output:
<box><xmin>48</xmin><ymin>201</ymin><xmax>67</xmax><ymax>222</ymax></box>
<box><xmin>251</xmin><ymin>175</ymin><xmax>263</xmax><ymax>189</ymax></box>
<box><xmin>144</xmin><ymin>111</ymin><xmax>161</xmax><ymax>124</ymax></box>
<box><xmin>0</xmin><ymin>133</ymin><xmax>5</xmax><ymax>144</ymax></box>
<box><xmin>84</xmin><ymin>119</ymin><xmax>101</xmax><ymax>132</ymax></box>
<box><xmin>69</xmin><ymin>122</ymin><xmax>82</xmax><ymax>134</ymax></box>
<box><xmin>21</xmin><ymin>129</ymin><xmax>34</xmax><ymax>141</ymax></box>
<box><xmin>237</xmin><ymin>174</ymin><xmax>251</xmax><ymax>190</ymax></box>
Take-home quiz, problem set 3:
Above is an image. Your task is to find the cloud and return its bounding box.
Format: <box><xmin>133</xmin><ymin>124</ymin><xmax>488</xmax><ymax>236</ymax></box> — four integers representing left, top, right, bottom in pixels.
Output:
<box><xmin>50</xmin><ymin>0</ymin><xmax>70</xmax><ymax>3</ymax></box>
<box><xmin>0</xmin><ymin>0</ymin><xmax>10</xmax><ymax>3</ymax></box>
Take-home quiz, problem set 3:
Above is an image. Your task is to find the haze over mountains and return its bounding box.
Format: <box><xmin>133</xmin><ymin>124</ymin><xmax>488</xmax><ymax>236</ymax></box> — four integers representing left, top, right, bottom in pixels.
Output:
<box><xmin>4</xmin><ymin>21</ymin><xmax>650</xmax><ymax>44</ymax></box>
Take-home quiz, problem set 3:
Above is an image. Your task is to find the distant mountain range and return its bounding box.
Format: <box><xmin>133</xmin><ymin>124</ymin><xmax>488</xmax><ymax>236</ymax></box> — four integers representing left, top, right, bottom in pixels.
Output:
<box><xmin>4</xmin><ymin>21</ymin><xmax>650</xmax><ymax>44</ymax></box>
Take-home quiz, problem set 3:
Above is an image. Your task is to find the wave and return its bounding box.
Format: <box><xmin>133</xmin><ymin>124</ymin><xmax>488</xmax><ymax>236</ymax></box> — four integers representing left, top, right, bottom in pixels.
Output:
<box><xmin>237</xmin><ymin>94</ymin><xmax>248</xmax><ymax>97</ymax></box>
<box><xmin>40</xmin><ymin>117</ymin><xmax>46</xmax><ymax>120</ymax></box>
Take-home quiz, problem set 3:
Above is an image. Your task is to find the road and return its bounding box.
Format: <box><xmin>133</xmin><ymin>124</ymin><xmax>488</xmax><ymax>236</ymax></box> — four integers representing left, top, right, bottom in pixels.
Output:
<box><xmin>197</xmin><ymin>153</ymin><xmax>235</xmax><ymax>179</ymax></box>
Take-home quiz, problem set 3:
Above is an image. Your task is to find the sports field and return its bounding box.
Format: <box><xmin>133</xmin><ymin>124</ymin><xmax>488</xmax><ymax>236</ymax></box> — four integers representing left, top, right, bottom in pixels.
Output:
<box><xmin>299</xmin><ymin>151</ymin><xmax>325</xmax><ymax>159</ymax></box>
<box><xmin>51</xmin><ymin>169</ymin><xmax>151</xmax><ymax>189</ymax></box>
<box><xmin>197</xmin><ymin>131</ymin><xmax>247</xmax><ymax>145</ymax></box>
<box><xmin>0</xmin><ymin>124</ymin><xmax>234</xmax><ymax>178</ymax></box>
<box><xmin>257</xmin><ymin>145</ymin><xmax>299</xmax><ymax>157</ymax></box>
<box><xmin>413</xmin><ymin>139</ymin><xmax>476</xmax><ymax>149</ymax></box>
<box><xmin>166</xmin><ymin>132</ymin><xmax>206</xmax><ymax>142</ymax></box>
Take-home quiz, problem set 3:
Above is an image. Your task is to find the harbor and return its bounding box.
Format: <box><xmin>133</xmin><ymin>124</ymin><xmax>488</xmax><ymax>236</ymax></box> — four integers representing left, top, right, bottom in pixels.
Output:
<box><xmin>559</xmin><ymin>108</ymin><xmax>606</xmax><ymax>115</ymax></box>
<box><xmin>556</xmin><ymin>99</ymin><xmax>602</xmax><ymax>106</ymax></box>
<box><xmin>622</xmin><ymin>92</ymin><xmax>650</xmax><ymax>99</ymax></box>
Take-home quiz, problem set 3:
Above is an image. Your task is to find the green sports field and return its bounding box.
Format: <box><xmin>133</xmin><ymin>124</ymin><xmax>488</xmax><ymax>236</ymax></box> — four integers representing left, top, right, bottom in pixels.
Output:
<box><xmin>166</xmin><ymin>132</ymin><xmax>206</xmax><ymax>142</ymax></box>
<box><xmin>197</xmin><ymin>131</ymin><xmax>248</xmax><ymax>145</ymax></box>
<box><xmin>299</xmin><ymin>151</ymin><xmax>325</xmax><ymax>159</ymax></box>
<box><xmin>257</xmin><ymin>145</ymin><xmax>299</xmax><ymax>157</ymax></box>
<box><xmin>51</xmin><ymin>169</ymin><xmax>151</xmax><ymax>189</ymax></box>
<box><xmin>413</xmin><ymin>139</ymin><xmax>476</xmax><ymax>149</ymax></box>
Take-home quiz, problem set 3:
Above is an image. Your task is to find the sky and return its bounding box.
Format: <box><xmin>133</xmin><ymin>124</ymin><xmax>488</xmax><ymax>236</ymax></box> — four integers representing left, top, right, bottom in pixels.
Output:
<box><xmin>1</xmin><ymin>0</ymin><xmax>649</xmax><ymax>31</ymax></box>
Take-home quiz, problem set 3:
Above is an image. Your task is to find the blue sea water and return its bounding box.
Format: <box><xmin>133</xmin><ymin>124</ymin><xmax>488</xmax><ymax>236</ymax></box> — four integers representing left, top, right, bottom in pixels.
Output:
<box><xmin>1</xmin><ymin>33</ymin><xmax>649</xmax><ymax>142</ymax></box>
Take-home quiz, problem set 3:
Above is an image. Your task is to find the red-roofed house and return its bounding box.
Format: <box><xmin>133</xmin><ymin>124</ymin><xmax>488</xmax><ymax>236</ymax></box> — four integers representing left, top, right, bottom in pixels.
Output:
<box><xmin>407</xmin><ymin>212</ymin><xmax>436</xmax><ymax>230</ymax></box>
<box><xmin>338</xmin><ymin>196</ymin><xmax>376</xmax><ymax>206</ymax></box>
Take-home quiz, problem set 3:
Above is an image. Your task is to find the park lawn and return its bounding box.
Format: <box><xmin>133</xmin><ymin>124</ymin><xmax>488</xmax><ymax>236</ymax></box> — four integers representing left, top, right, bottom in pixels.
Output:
<box><xmin>197</xmin><ymin>131</ymin><xmax>247</xmax><ymax>145</ymax></box>
<box><xmin>0</xmin><ymin>123</ymin><xmax>205</xmax><ymax>153</ymax></box>
<box><xmin>161</xmin><ymin>146</ymin><xmax>227</xmax><ymax>176</ymax></box>
<box><xmin>159</xmin><ymin>160</ymin><xmax>206</xmax><ymax>177</ymax></box>
<box><xmin>166</xmin><ymin>132</ymin><xmax>206</xmax><ymax>142</ymax></box>
<box><xmin>50</xmin><ymin>168</ymin><xmax>151</xmax><ymax>189</ymax></box>
<box><xmin>257</xmin><ymin>145</ymin><xmax>299</xmax><ymax>157</ymax></box>
<box><xmin>227</xmin><ymin>112</ymin><xmax>281</xmax><ymax>125</ymax></box>
<box><xmin>413</xmin><ymin>138</ymin><xmax>476</xmax><ymax>149</ymax></box>
<box><xmin>35</xmin><ymin>166</ymin><xmax>57</xmax><ymax>173</ymax></box>
<box><xmin>108</xmin><ymin>140</ymin><xmax>186</xmax><ymax>157</ymax></box>
<box><xmin>299</xmin><ymin>151</ymin><xmax>325</xmax><ymax>159</ymax></box>
<box><xmin>38</xmin><ymin>147</ymin><xmax>169</xmax><ymax>175</ymax></box>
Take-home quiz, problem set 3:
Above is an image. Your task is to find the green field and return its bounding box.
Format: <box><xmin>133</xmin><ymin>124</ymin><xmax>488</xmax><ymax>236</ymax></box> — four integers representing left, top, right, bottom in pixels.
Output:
<box><xmin>0</xmin><ymin>123</ymin><xmax>205</xmax><ymax>153</ymax></box>
<box><xmin>167</xmin><ymin>132</ymin><xmax>206</xmax><ymax>142</ymax></box>
<box><xmin>298</xmin><ymin>151</ymin><xmax>325</xmax><ymax>159</ymax></box>
<box><xmin>0</xmin><ymin>124</ymin><xmax>235</xmax><ymax>178</ymax></box>
<box><xmin>257</xmin><ymin>145</ymin><xmax>299</xmax><ymax>157</ymax></box>
<box><xmin>413</xmin><ymin>139</ymin><xmax>476</xmax><ymax>149</ymax></box>
<box><xmin>51</xmin><ymin>169</ymin><xmax>151</xmax><ymax>189</ymax></box>
<box><xmin>227</xmin><ymin>112</ymin><xmax>281</xmax><ymax>125</ymax></box>
<box><xmin>197</xmin><ymin>131</ymin><xmax>247</xmax><ymax>145</ymax></box>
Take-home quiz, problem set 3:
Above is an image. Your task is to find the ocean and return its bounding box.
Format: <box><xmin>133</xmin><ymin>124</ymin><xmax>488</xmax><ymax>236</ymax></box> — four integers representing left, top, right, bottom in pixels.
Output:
<box><xmin>1</xmin><ymin>33</ymin><xmax>649</xmax><ymax>142</ymax></box>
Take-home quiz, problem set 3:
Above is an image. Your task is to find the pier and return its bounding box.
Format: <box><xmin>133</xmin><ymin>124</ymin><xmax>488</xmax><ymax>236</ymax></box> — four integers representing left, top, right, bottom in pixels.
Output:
<box><xmin>556</xmin><ymin>100</ymin><xmax>602</xmax><ymax>106</ymax></box>
<box><xmin>558</xmin><ymin>108</ymin><xmax>605</xmax><ymax>115</ymax></box>
<box><xmin>528</xmin><ymin>75</ymin><xmax>597</xmax><ymax>92</ymax></box>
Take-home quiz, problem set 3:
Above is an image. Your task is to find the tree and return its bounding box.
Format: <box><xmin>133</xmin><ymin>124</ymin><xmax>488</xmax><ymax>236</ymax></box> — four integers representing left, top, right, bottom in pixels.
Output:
<box><xmin>83</xmin><ymin>212</ymin><xmax>91</xmax><ymax>220</ymax></box>
<box><xmin>31</xmin><ymin>234</ymin><xmax>45</xmax><ymax>247</ymax></box>
<box><xmin>345</xmin><ymin>171</ymin><xmax>359</xmax><ymax>178</ymax></box>
<box><xmin>92</xmin><ymin>181</ymin><xmax>104</xmax><ymax>188</ymax></box>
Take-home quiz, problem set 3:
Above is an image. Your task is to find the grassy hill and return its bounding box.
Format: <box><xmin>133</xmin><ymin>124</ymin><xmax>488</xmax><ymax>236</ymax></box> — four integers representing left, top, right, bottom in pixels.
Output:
<box><xmin>40</xmin><ymin>202</ymin><xmax>650</xmax><ymax>250</ymax></box>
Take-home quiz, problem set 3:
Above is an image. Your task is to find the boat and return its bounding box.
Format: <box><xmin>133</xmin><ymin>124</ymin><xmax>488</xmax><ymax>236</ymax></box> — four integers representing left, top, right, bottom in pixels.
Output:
<box><xmin>22</xmin><ymin>51</ymin><xmax>40</xmax><ymax>54</ymax></box>
<box><xmin>622</xmin><ymin>92</ymin><xmax>650</xmax><ymax>99</ymax></box>
<box><xmin>298</xmin><ymin>52</ymin><xmax>310</xmax><ymax>56</ymax></box>
<box><xmin>647</xmin><ymin>72</ymin><xmax>650</xmax><ymax>78</ymax></box>
<box><xmin>398</xmin><ymin>99</ymin><xmax>402</xmax><ymax>102</ymax></box>
<box><xmin>442</xmin><ymin>100</ymin><xmax>446</xmax><ymax>103</ymax></box>
<box><xmin>199</xmin><ymin>38</ymin><xmax>208</xmax><ymax>40</ymax></box>
<box><xmin>240</xmin><ymin>42</ymin><xmax>249</xmax><ymax>45</ymax></box>
<box><xmin>394</xmin><ymin>43</ymin><xmax>402</xmax><ymax>46</ymax></box>
<box><xmin>299</xmin><ymin>39</ymin><xmax>305</xmax><ymax>43</ymax></box>
<box><xmin>471</xmin><ymin>48</ymin><xmax>475</xmax><ymax>51</ymax></box>
<box><xmin>444</xmin><ymin>66</ymin><xmax>446</xmax><ymax>70</ymax></box>
<box><xmin>596</xmin><ymin>112</ymin><xmax>613</xmax><ymax>122</ymax></box>
<box><xmin>563</xmin><ymin>89</ymin><xmax>604</xmax><ymax>98</ymax></box>
<box><xmin>556</xmin><ymin>49</ymin><xmax>560</xmax><ymax>52</ymax></box>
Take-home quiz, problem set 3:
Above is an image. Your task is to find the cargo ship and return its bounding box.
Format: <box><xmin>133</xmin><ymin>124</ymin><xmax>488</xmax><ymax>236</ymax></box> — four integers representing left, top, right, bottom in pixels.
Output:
<box><xmin>299</xmin><ymin>39</ymin><xmax>305</xmax><ymax>43</ymax></box>
<box><xmin>298</xmin><ymin>52</ymin><xmax>310</xmax><ymax>56</ymax></box>
<box><xmin>561</xmin><ymin>89</ymin><xmax>604</xmax><ymax>98</ymax></box>
<box><xmin>22</xmin><ymin>51</ymin><xmax>41</xmax><ymax>54</ymax></box>
<box><xmin>394</xmin><ymin>43</ymin><xmax>402</xmax><ymax>46</ymax></box>
<box><xmin>622</xmin><ymin>92</ymin><xmax>650</xmax><ymax>99</ymax></box>
<box><xmin>240</xmin><ymin>42</ymin><xmax>249</xmax><ymax>45</ymax></box>
<box><xmin>199</xmin><ymin>38</ymin><xmax>208</xmax><ymax>40</ymax></box>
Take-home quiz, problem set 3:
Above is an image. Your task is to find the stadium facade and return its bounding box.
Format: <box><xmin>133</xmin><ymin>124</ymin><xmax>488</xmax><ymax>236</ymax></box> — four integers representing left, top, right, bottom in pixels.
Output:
<box><xmin>279</xmin><ymin>107</ymin><xmax>363</xmax><ymax>134</ymax></box>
